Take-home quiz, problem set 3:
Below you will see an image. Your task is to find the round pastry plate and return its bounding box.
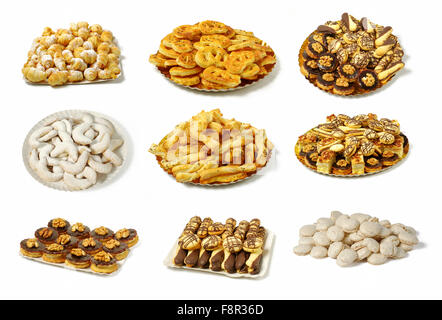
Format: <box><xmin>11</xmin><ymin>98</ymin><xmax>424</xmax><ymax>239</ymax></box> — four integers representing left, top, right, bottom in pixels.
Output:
<box><xmin>298</xmin><ymin>32</ymin><xmax>396</xmax><ymax>96</ymax></box>
<box><xmin>164</xmin><ymin>230</ymin><xmax>274</xmax><ymax>279</ymax></box>
<box><xmin>155</xmin><ymin>54</ymin><xmax>276</xmax><ymax>92</ymax></box>
<box><xmin>24</xmin><ymin>62</ymin><xmax>123</xmax><ymax>86</ymax></box>
<box><xmin>156</xmin><ymin>150</ymin><xmax>273</xmax><ymax>187</ymax></box>
<box><xmin>22</xmin><ymin>109</ymin><xmax>128</xmax><ymax>191</ymax></box>
<box><xmin>294</xmin><ymin>134</ymin><xmax>409</xmax><ymax>178</ymax></box>
<box><xmin>19</xmin><ymin>242</ymin><xmax>139</xmax><ymax>277</ymax></box>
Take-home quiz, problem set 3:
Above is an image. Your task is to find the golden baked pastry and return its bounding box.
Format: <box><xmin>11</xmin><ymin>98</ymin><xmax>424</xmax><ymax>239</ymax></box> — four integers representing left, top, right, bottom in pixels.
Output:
<box><xmin>22</xmin><ymin>22</ymin><xmax>121</xmax><ymax>86</ymax></box>
<box><xmin>294</xmin><ymin>114</ymin><xmax>409</xmax><ymax>176</ymax></box>
<box><xmin>149</xmin><ymin>109</ymin><xmax>273</xmax><ymax>185</ymax></box>
<box><xmin>299</xmin><ymin>13</ymin><xmax>404</xmax><ymax>95</ymax></box>
<box><xmin>173</xmin><ymin>216</ymin><xmax>266</xmax><ymax>275</ymax></box>
<box><xmin>149</xmin><ymin>20</ymin><xmax>276</xmax><ymax>91</ymax></box>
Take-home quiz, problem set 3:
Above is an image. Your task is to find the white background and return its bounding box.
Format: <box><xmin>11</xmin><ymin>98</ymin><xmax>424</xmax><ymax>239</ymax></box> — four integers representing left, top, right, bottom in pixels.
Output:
<box><xmin>0</xmin><ymin>0</ymin><xmax>439</xmax><ymax>300</ymax></box>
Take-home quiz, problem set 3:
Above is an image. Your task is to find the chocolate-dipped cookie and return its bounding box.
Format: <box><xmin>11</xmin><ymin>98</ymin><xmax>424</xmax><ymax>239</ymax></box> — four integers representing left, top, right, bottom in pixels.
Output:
<box><xmin>20</xmin><ymin>238</ymin><xmax>44</xmax><ymax>258</ymax></box>
<box><xmin>91</xmin><ymin>226</ymin><xmax>114</xmax><ymax>243</ymax></box>
<box><xmin>65</xmin><ymin>248</ymin><xmax>91</xmax><ymax>269</ymax></box>
<box><xmin>34</xmin><ymin>227</ymin><xmax>58</xmax><ymax>245</ymax></box>
<box><xmin>47</xmin><ymin>218</ymin><xmax>70</xmax><ymax>234</ymax></box>
<box><xmin>67</xmin><ymin>222</ymin><xmax>90</xmax><ymax>239</ymax></box>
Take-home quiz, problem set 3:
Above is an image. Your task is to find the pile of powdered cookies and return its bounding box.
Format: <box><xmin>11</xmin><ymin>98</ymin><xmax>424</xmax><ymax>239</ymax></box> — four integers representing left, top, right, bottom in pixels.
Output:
<box><xmin>293</xmin><ymin>211</ymin><xmax>418</xmax><ymax>266</ymax></box>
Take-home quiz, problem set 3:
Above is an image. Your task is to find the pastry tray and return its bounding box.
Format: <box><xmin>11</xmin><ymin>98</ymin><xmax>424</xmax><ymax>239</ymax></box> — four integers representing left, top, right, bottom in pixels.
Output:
<box><xmin>19</xmin><ymin>241</ymin><xmax>138</xmax><ymax>277</ymax></box>
<box><xmin>164</xmin><ymin>230</ymin><xmax>274</xmax><ymax>279</ymax></box>
<box><xmin>22</xmin><ymin>109</ymin><xmax>128</xmax><ymax>191</ymax></box>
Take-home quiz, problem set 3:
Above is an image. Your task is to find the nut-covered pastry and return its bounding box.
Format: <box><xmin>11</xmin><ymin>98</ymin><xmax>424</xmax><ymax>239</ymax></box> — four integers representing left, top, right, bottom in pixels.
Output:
<box><xmin>42</xmin><ymin>243</ymin><xmax>67</xmax><ymax>263</ymax></box>
<box><xmin>20</xmin><ymin>238</ymin><xmax>44</xmax><ymax>258</ymax></box>
<box><xmin>34</xmin><ymin>227</ymin><xmax>58</xmax><ymax>245</ymax></box>
<box><xmin>78</xmin><ymin>237</ymin><xmax>102</xmax><ymax>255</ymax></box>
<box><xmin>56</xmin><ymin>234</ymin><xmax>78</xmax><ymax>250</ymax></box>
<box><xmin>65</xmin><ymin>248</ymin><xmax>91</xmax><ymax>269</ymax></box>
<box><xmin>295</xmin><ymin>114</ymin><xmax>409</xmax><ymax>176</ymax></box>
<box><xmin>149</xmin><ymin>109</ymin><xmax>273</xmax><ymax>185</ymax></box>
<box><xmin>149</xmin><ymin>21</ymin><xmax>276</xmax><ymax>91</ymax></box>
<box><xmin>114</xmin><ymin>228</ymin><xmax>138</xmax><ymax>248</ymax></box>
<box><xmin>299</xmin><ymin>13</ymin><xmax>405</xmax><ymax>95</ymax></box>
<box><xmin>22</xmin><ymin>22</ymin><xmax>121</xmax><ymax>86</ymax></box>
<box><xmin>48</xmin><ymin>218</ymin><xmax>70</xmax><ymax>234</ymax></box>
<box><xmin>90</xmin><ymin>251</ymin><xmax>118</xmax><ymax>274</ymax></box>
<box><xmin>91</xmin><ymin>226</ymin><xmax>114</xmax><ymax>243</ymax></box>
<box><xmin>67</xmin><ymin>222</ymin><xmax>91</xmax><ymax>239</ymax></box>
<box><xmin>102</xmin><ymin>239</ymin><xmax>129</xmax><ymax>261</ymax></box>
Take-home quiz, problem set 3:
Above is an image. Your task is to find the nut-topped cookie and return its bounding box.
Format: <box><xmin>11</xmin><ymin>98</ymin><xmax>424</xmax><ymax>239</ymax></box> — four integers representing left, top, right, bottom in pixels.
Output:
<box><xmin>78</xmin><ymin>237</ymin><xmax>102</xmax><ymax>255</ymax></box>
<box><xmin>67</xmin><ymin>222</ymin><xmax>90</xmax><ymax>239</ymax></box>
<box><xmin>91</xmin><ymin>226</ymin><xmax>114</xmax><ymax>243</ymax></box>
<box><xmin>34</xmin><ymin>227</ymin><xmax>58</xmax><ymax>245</ymax></box>
<box><xmin>102</xmin><ymin>239</ymin><xmax>129</xmax><ymax>261</ymax></box>
<box><xmin>299</xmin><ymin>13</ymin><xmax>405</xmax><ymax>95</ymax></box>
<box><xmin>91</xmin><ymin>251</ymin><xmax>118</xmax><ymax>274</ymax></box>
<box><xmin>48</xmin><ymin>218</ymin><xmax>70</xmax><ymax>234</ymax></box>
<box><xmin>56</xmin><ymin>234</ymin><xmax>78</xmax><ymax>250</ymax></box>
<box><xmin>42</xmin><ymin>243</ymin><xmax>67</xmax><ymax>263</ymax></box>
<box><xmin>20</xmin><ymin>238</ymin><xmax>44</xmax><ymax>258</ymax></box>
<box><xmin>65</xmin><ymin>248</ymin><xmax>91</xmax><ymax>269</ymax></box>
<box><xmin>295</xmin><ymin>113</ymin><xmax>409</xmax><ymax>176</ymax></box>
<box><xmin>114</xmin><ymin>228</ymin><xmax>138</xmax><ymax>248</ymax></box>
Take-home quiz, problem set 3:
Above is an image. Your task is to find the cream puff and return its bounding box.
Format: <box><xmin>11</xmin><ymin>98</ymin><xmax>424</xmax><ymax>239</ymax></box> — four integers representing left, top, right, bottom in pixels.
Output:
<box><xmin>20</xmin><ymin>238</ymin><xmax>44</xmax><ymax>258</ymax></box>
<box><xmin>67</xmin><ymin>222</ymin><xmax>90</xmax><ymax>239</ymax></box>
<box><xmin>42</xmin><ymin>243</ymin><xmax>67</xmax><ymax>263</ymax></box>
<box><xmin>102</xmin><ymin>239</ymin><xmax>129</xmax><ymax>261</ymax></box>
<box><xmin>47</xmin><ymin>218</ymin><xmax>70</xmax><ymax>234</ymax></box>
<box><xmin>65</xmin><ymin>248</ymin><xmax>91</xmax><ymax>269</ymax></box>
<box><xmin>34</xmin><ymin>227</ymin><xmax>58</xmax><ymax>245</ymax></box>
<box><xmin>91</xmin><ymin>226</ymin><xmax>114</xmax><ymax>243</ymax></box>
<box><xmin>78</xmin><ymin>237</ymin><xmax>102</xmax><ymax>255</ymax></box>
<box><xmin>114</xmin><ymin>228</ymin><xmax>139</xmax><ymax>248</ymax></box>
<box><xmin>91</xmin><ymin>251</ymin><xmax>118</xmax><ymax>274</ymax></box>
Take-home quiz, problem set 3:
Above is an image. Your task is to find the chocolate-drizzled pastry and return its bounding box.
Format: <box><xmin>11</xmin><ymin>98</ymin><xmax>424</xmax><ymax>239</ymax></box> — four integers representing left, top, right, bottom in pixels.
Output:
<box><xmin>351</xmin><ymin>51</ymin><xmax>370</xmax><ymax>69</ymax></box>
<box><xmin>317</xmin><ymin>53</ymin><xmax>337</xmax><ymax>72</ymax></box>
<box><xmin>306</xmin><ymin>41</ymin><xmax>326</xmax><ymax>59</ymax></box>
<box><xmin>34</xmin><ymin>227</ymin><xmax>58</xmax><ymax>245</ymax></box>
<box><xmin>209</xmin><ymin>247</ymin><xmax>224</xmax><ymax>271</ymax></box>
<box><xmin>196</xmin><ymin>218</ymin><xmax>212</xmax><ymax>239</ymax></box>
<box><xmin>243</xmin><ymin>237</ymin><xmax>264</xmax><ymax>253</ymax></box>
<box><xmin>222</xmin><ymin>252</ymin><xmax>237</xmax><ymax>273</ymax></box>
<box><xmin>48</xmin><ymin>218</ymin><xmax>70</xmax><ymax>234</ymax></box>
<box><xmin>246</xmin><ymin>219</ymin><xmax>261</xmax><ymax>239</ymax></box>
<box><xmin>234</xmin><ymin>220</ymin><xmax>249</xmax><ymax>241</ymax></box>
<box><xmin>222</xmin><ymin>218</ymin><xmax>237</xmax><ymax>239</ymax></box>
<box><xmin>221</xmin><ymin>236</ymin><xmax>243</xmax><ymax>273</ymax></box>
<box><xmin>67</xmin><ymin>222</ymin><xmax>90</xmax><ymax>240</ymax></box>
<box><xmin>358</xmin><ymin>70</ymin><xmax>378</xmax><ymax>91</ymax></box>
<box><xmin>338</xmin><ymin>63</ymin><xmax>358</xmax><ymax>82</ymax></box>
<box><xmin>56</xmin><ymin>234</ymin><xmax>78</xmax><ymax>250</ymax></box>
<box><xmin>208</xmin><ymin>222</ymin><xmax>225</xmax><ymax>236</ymax></box>
<box><xmin>20</xmin><ymin>238</ymin><xmax>44</xmax><ymax>258</ymax></box>
<box><xmin>180</xmin><ymin>233</ymin><xmax>201</xmax><ymax>250</ymax></box>
<box><xmin>365</xmin><ymin>157</ymin><xmax>383</xmax><ymax>173</ymax></box>
<box><xmin>197</xmin><ymin>235</ymin><xmax>221</xmax><ymax>268</ymax></box>
<box><xmin>182</xmin><ymin>216</ymin><xmax>202</xmax><ymax>235</ymax></box>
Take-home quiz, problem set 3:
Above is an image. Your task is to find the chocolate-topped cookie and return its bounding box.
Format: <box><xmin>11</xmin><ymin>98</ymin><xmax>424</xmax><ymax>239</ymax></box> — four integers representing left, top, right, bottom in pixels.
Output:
<box><xmin>223</xmin><ymin>236</ymin><xmax>243</xmax><ymax>253</ymax></box>
<box><xmin>56</xmin><ymin>234</ymin><xmax>78</xmax><ymax>250</ymax></box>
<box><xmin>78</xmin><ymin>237</ymin><xmax>102</xmax><ymax>255</ymax></box>
<box><xmin>102</xmin><ymin>239</ymin><xmax>129</xmax><ymax>261</ymax></box>
<box><xmin>65</xmin><ymin>248</ymin><xmax>91</xmax><ymax>269</ymax></box>
<box><xmin>20</xmin><ymin>238</ymin><xmax>44</xmax><ymax>258</ymax></box>
<box><xmin>91</xmin><ymin>251</ymin><xmax>118</xmax><ymax>274</ymax></box>
<box><xmin>34</xmin><ymin>227</ymin><xmax>58</xmax><ymax>245</ymax></box>
<box><xmin>67</xmin><ymin>222</ymin><xmax>90</xmax><ymax>239</ymax></box>
<box><xmin>48</xmin><ymin>218</ymin><xmax>70</xmax><ymax>234</ymax></box>
<box><xmin>42</xmin><ymin>243</ymin><xmax>67</xmax><ymax>263</ymax></box>
<box><xmin>91</xmin><ymin>226</ymin><xmax>114</xmax><ymax>243</ymax></box>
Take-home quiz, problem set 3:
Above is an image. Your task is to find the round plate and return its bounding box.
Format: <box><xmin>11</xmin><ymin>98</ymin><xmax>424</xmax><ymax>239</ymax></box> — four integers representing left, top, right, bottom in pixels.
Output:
<box><xmin>22</xmin><ymin>109</ymin><xmax>128</xmax><ymax>191</ymax></box>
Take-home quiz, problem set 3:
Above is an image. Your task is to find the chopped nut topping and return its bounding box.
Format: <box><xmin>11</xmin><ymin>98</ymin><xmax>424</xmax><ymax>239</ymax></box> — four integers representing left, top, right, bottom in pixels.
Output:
<box><xmin>310</xmin><ymin>152</ymin><xmax>319</xmax><ymax>162</ymax></box>
<box><xmin>362</xmin><ymin>73</ymin><xmax>376</xmax><ymax>86</ymax></box>
<box><xmin>94</xmin><ymin>226</ymin><xmax>108</xmax><ymax>236</ymax></box>
<box><xmin>104</xmin><ymin>239</ymin><xmax>121</xmax><ymax>249</ymax></box>
<box><xmin>336</xmin><ymin>77</ymin><xmax>349</xmax><ymax>87</ymax></box>
<box><xmin>342</xmin><ymin>64</ymin><xmax>355</xmax><ymax>74</ymax></box>
<box><xmin>367</xmin><ymin>158</ymin><xmax>379</xmax><ymax>165</ymax></box>
<box><xmin>306</xmin><ymin>60</ymin><xmax>318</xmax><ymax>68</ymax></box>
<box><xmin>303</xmin><ymin>145</ymin><xmax>315</xmax><ymax>153</ymax></box>
<box><xmin>26</xmin><ymin>239</ymin><xmax>39</xmax><ymax>249</ymax></box>
<box><xmin>82</xmin><ymin>238</ymin><xmax>96</xmax><ymax>248</ymax></box>
<box><xmin>319</xmin><ymin>55</ymin><xmax>333</xmax><ymax>67</ymax></box>
<box><xmin>311</xmin><ymin>42</ymin><xmax>324</xmax><ymax>53</ymax></box>
<box><xmin>383</xmin><ymin>151</ymin><xmax>395</xmax><ymax>158</ymax></box>
<box><xmin>57</xmin><ymin>234</ymin><xmax>71</xmax><ymax>245</ymax></box>
<box><xmin>336</xmin><ymin>159</ymin><xmax>348</xmax><ymax>166</ymax></box>
<box><xmin>71</xmin><ymin>223</ymin><xmax>85</xmax><ymax>232</ymax></box>
<box><xmin>94</xmin><ymin>251</ymin><xmax>112</xmax><ymax>262</ymax></box>
<box><xmin>47</xmin><ymin>243</ymin><xmax>64</xmax><ymax>252</ymax></box>
<box><xmin>322</xmin><ymin>73</ymin><xmax>334</xmax><ymax>82</ymax></box>
<box><xmin>71</xmin><ymin>248</ymin><xmax>86</xmax><ymax>257</ymax></box>
<box><xmin>116</xmin><ymin>228</ymin><xmax>130</xmax><ymax>240</ymax></box>
<box><xmin>52</xmin><ymin>218</ymin><xmax>67</xmax><ymax>228</ymax></box>
<box><xmin>38</xmin><ymin>228</ymin><xmax>53</xmax><ymax>239</ymax></box>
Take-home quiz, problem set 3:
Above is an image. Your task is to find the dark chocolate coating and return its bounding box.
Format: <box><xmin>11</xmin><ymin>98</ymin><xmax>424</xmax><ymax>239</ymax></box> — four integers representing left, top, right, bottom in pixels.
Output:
<box><xmin>174</xmin><ymin>248</ymin><xmax>187</xmax><ymax>266</ymax></box>
<box><xmin>103</xmin><ymin>242</ymin><xmax>128</xmax><ymax>255</ymax></box>
<box><xmin>91</xmin><ymin>228</ymin><xmax>114</xmax><ymax>242</ymax></box>
<box><xmin>210</xmin><ymin>251</ymin><xmax>224</xmax><ymax>272</ymax></box>
<box><xmin>249</xmin><ymin>253</ymin><xmax>263</xmax><ymax>275</ymax></box>
<box><xmin>20</xmin><ymin>239</ymin><xmax>44</xmax><ymax>253</ymax></box>
<box><xmin>197</xmin><ymin>250</ymin><xmax>211</xmax><ymax>269</ymax></box>
<box><xmin>115</xmin><ymin>229</ymin><xmax>137</xmax><ymax>243</ymax></box>
<box><xmin>184</xmin><ymin>250</ymin><xmax>199</xmax><ymax>267</ymax></box>
<box><xmin>66</xmin><ymin>252</ymin><xmax>91</xmax><ymax>264</ymax></box>
<box><xmin>34</xmin><ymin>227</ymin><xmax>58</xmax><ymax>244</ymax></box>
<box><xmin>91</xmin><ymin>256</ymin><xmax>116</xmax><ymax>266</ymax></box>
<box><xmin>224</xmin><ymin>253</ymin><xmax>236</xmax><ymax>274</ymax></box>
<box><xmin>67</xmin><ymin>226</ymin><xmax>90</xmax><ymax>239</ymax></box>
<box><xmin>78</xmin><ymin>240</ymin><xmax>102</xmax><ymax>254</ymax></box>
<box><xmin>48</xmin><ymin>219</ymin><xmax>70</xmax><ymax>233</ymax></box>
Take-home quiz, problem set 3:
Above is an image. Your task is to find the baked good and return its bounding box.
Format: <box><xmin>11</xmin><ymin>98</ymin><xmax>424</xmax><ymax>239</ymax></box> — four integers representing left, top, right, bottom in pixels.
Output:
<box><xmin>42</xmin><ymin>243</ymin><xmax>67</xmax><ymax>263</ymax></box>
<box><xmin>56</xmin><ymin>234</ymin><xmax>78</xmax><ymax>250</ymax></box>
<box><xmin>196</xmin><ymin>218</ymin><xmax>213</xmax><ymax>239</ymax></box>
<box><xmin>91</xmin><ymin>226</ymin><xmax>114</xmax><ymax>243</ymax></box>
<box><xmin>102</xmin><ymin>239</ymin><xmax>129</xmax><ymax>261</ymax></box>
<box><xmin>222</xmin><ymin>236</ymin><xmax>243</xmax><ymax>273</ymax></box>
<box><xmin>295</xmin><ymin>114</ymin><xmax>409</xmax><ymax>176</ymax></box>
<box><xmin>48</xmin><ymin>218</ymin><xmax>70</xmax><ymax>234</ymax></box>
<box><xmin>78</xmin><ymin>237</ymin><xmax>102</xmax><ymax>255</ymax></box>
<box><xmin>65</xmin><ymin>248</ymin><xmax>91</xmax><ymax>269</ymax></box>
<box><xmin>90</xmin><ymin>251</ymin><xmax>118</xmax><ymax>274</ymax></box>
<box><xmin>299</xmin><ymin>13</ymin><xmax>405</xmax><ymax>95</ymax></box>
<box><xmin>149</xmin><ymin>21</ymin><xmax>276</xmax><ymax>91</ymax></box>
<box><xmin>22</xmin><ymin>22</ymin><xmax>121</xmax><ymax>86</ymax></box>
<box><xmin>67</xmin><ymin>222</ymin><xmax>90</xmax><ymax>239</ymax></box>
<box><xmin>34</xmin><ymin>227</ymin><xmax>58</xmax><ymax>244</ymax></box>
<box><xmin>196</xmin><ymin>235</ymin><xmax>222</xmax><ymax>268</ymax></box>
<box><xmin>149</xmin><ymin>109</ymin><xmax>273</xmax><ymax>185</ymax></box>
<box><xmin>208</xmin><ymin>222</ymin><xmax>225</xmax><ymax>236</ymax></box>
<box><xmin>20</xmin><ymin>238</ymin><xmax>44</xmax><ymax>258</ymax></box>
<box><xmin>114</xmin><ymin>228</ymin><xmax>138</xmax><ymax>248</ymax></box>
